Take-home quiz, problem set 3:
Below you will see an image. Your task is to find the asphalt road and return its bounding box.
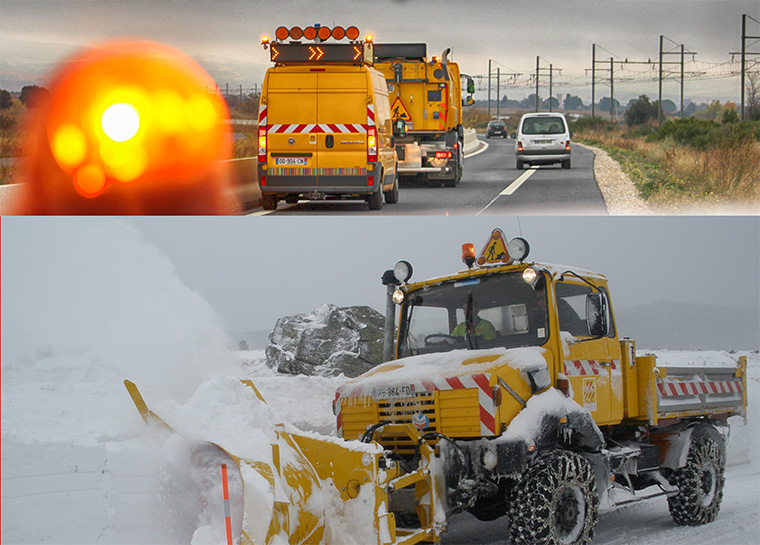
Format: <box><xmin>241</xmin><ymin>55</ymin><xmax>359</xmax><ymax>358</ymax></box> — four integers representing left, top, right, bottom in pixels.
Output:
<box><xmin>250</xmin><ymin>136</ymin><xmax>608</xmax><ymax>215</ymax></box>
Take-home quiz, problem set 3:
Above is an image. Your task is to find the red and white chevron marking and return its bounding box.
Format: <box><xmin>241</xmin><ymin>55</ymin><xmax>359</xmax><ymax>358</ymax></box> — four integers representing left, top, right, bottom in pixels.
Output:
<box><xmin>563</xmin><ymin>360</ymin><xmax>620</xmax><ymax>376</ymax></box>
<box><xmin>657</xmin><ymin>379</ymin><xmax>743</xmax><ymax>397</ymax></box>
<box><xmin>268</xmin><ymin>123</ymin><xmax>365</xmax><ymax>134</ymax></box>
<box><xmin>420</xmin><ymin>374</ymin><xmax>496</xmax><ymax>436</ymax></box>
<box><xmin>336</xmin><ymin>373</ymin><xmax>497</xmax><ymax>436</ymax></box>
<box><xmin>258</xmin><ymin>104</ymin><xmax>376</xmax><ymax>134</ymax></box>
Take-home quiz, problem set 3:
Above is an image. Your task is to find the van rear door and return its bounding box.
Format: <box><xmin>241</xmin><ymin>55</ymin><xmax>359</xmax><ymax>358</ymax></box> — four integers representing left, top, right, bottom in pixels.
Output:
<box><xmin>266</xmin><ymin>72</ymin><xmax>317</xmax><ymax>176</ymax></box>
<box><xmin>317</xmin><ymin>70</ymin><xmax>368</xmax><ymax>176</ymax></box>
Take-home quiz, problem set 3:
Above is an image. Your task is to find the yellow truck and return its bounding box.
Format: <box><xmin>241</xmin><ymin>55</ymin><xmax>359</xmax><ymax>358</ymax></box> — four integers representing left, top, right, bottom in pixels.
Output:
<box><xmin>335</xmin><ymin>228</ymin><xmax>748</xmax><ymax>544</ymax></box>
<box><xmin>125</xmin><ymin>229</ymin><xmax>747</xmax><ymax>545</ymax></box>
<box><xmin>257</xmin><ymin>26</ymin><xmax>399</xmax><ymax>210</ymax></box>
<box><xmin>374</xmin><ymin>44</ymin><xmax>475</xmax><ymax>187</ymax></box>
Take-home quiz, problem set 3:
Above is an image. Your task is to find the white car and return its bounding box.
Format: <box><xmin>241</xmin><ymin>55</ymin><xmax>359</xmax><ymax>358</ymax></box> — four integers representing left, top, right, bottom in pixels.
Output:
<box><xmin>514</xmin><ymin>112</ymin><xmax>571</xmax><ymax>169</ymax></box>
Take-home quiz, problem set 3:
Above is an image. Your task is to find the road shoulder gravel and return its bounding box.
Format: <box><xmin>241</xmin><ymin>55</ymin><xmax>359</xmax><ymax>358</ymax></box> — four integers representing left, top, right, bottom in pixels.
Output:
<box><xmin>576</xmin><ymin>142</ymin><xmax>650</xmax><ymax>215</ymax></box>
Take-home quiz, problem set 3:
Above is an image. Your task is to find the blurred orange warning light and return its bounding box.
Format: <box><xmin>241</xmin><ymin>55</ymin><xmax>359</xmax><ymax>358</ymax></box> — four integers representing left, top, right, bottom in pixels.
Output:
<box><xmin>11</xmin><ymin>39</ymin><xmax>239</xmax><ymax>215</ymax></box>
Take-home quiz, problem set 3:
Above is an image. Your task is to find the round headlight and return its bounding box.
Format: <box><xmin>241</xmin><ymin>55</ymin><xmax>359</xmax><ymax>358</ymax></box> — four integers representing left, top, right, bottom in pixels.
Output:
<box><xmin>393</xmin><ymin>260</ymin><xmax>413</xmax><ymax>284</ymax></box>
<box><xmin>482</xmin><ymin>448</ymin><xmax>497</xmax><ymax>470</ymax></box>
<box><xmin>522</xmin><ymin>267</ymin><xmax>538</xmax><ymax>286</ymax></box>
<box><xmin>508</xmin><ymin>237</ymin><xmax>530</xmax><ymax>262</ymax></box>
<box><xmin>392</xmin><ymin>289</ymin><xmax>406</xmax><ymax>305</ymax></box>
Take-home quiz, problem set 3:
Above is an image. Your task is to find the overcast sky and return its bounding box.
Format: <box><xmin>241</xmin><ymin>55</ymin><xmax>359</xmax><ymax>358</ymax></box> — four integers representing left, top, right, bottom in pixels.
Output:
<box><xmin>114</xmin><ymin>215</ymin><xmax>760</xmax><ymax>332</ymax></box>
<box><xmin>2</xmin><ymin>216</ymin><xmax>758</xmax><ymax>335</ymax></box>
<box><xmin>2</xmin><ymin>0</ymin><xmax>758</xmax><ymax>104</ymax></box>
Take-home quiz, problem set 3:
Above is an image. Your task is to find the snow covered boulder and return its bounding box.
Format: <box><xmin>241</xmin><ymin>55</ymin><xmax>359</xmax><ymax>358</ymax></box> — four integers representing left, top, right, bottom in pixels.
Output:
<box><xmin>265</xmin><ymin>304</ymin><xmax>385</xmax><ymax>377</ymax></box>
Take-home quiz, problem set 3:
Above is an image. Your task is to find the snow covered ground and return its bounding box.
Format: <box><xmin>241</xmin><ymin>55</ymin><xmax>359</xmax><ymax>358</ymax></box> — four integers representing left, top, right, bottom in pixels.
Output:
<box><xmin>2</xmin><ymin>221</ymin><xmax>758</xmax><ymax>544</ymax></box>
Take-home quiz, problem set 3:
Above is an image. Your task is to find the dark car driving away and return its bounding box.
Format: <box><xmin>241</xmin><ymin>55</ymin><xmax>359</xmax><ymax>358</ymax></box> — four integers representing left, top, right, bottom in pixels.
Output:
<box><xmin>486</xmin><ymin>120</ymin><xmax>507</xmax><ymax>138</ymax></box>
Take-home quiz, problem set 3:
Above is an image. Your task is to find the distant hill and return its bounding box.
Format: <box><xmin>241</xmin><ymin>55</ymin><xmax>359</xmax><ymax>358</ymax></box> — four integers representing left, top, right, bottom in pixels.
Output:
<box><xmin>614</xmin><ymin>300</ymin><xmax>759</xmax><ymax>351</ymax></box>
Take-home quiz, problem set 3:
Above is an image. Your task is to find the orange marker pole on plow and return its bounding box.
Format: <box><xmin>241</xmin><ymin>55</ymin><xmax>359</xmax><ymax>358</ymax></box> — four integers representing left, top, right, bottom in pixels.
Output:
<box><xmin>221</xmin><ymin>464</ymin><xmax>233</xmax><ymax>545</ymax></box>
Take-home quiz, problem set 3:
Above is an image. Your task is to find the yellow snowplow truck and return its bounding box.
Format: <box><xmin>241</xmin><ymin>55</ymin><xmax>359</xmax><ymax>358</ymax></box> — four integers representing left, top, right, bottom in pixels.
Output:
<box><xmin>335</xmin><ymin>228</ymin><xmax>748</xmax><ymax>544</ymax></box>
<box><xmin>257</xmin><ymin>26</ymin><xmax>400</xmax><ymax>211</ymax></box>
<box><xmin>374</xmin><ymin>44</ymin><xmax>475</xmax><ymax>187</ymax></box>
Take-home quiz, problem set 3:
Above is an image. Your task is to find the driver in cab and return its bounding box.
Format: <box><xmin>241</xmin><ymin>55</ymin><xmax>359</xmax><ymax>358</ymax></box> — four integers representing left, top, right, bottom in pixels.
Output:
<box><xmin>452</xmin><ymin>301</ymin><xmax>497</xmax><ymax>341</ymax></box>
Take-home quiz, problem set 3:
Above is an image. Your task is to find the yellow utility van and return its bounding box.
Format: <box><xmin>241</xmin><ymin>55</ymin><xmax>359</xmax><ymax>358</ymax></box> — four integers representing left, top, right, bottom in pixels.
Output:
<box><xmin>258</xmin><ymin>26</ymin><xmax>399</xmax><ymax>210</ymax></box>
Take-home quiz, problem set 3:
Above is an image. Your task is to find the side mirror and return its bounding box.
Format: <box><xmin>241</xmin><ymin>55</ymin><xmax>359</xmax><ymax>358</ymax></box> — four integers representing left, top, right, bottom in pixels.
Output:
<box><xmin>586</xmin><ymin>292</ymin><xmax>609</xmax><ymax>337</ymax></box>
<box><xmin>569</xmin><ymin>130</ymin><xmax>573</xmax><ymax>138</ymax></box>
<box><xmin>393</xmin><ymin>118</ymin><xmax>407</xmax><ymax>138</ymax></box>
<box><xmin>466</xmin><ymin>77</ymin><xmax>475</xmax><ymax>94</ymax></box>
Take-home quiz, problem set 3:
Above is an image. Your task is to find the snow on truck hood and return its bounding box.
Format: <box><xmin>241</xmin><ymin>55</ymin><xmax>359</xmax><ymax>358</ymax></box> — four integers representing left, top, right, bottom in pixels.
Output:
<box><xmin>337</xmin><ymin>346</ymin><xmax>548</xmax><ymax>398</ymax></box>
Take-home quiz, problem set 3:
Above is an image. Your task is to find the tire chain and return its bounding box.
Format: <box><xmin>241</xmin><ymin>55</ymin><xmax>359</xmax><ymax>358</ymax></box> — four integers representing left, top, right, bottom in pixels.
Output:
<box><xmin>667</xmin><ymin>432</ymin><xmax>726</xmax><ymax>526</ymax></box>
<box><xmin>508</xmin><ymin>450</ymin><xmax>598</xmax><ymax>545</ymax></box>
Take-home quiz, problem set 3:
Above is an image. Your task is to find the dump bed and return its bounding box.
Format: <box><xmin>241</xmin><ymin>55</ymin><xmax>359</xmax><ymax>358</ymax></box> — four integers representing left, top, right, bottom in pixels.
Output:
<box><xmin>628</xmin><ymin>353</ymin><xmax>747</xmax><ymax>425</ymax></box>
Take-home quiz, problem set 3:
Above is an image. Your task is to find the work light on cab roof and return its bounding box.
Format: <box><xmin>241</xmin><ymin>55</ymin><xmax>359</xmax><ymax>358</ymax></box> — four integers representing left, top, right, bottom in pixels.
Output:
<box><xmin>264</xmin><ymin>25</ymin><xmax>364</xmax><ymax>45</ymax></box>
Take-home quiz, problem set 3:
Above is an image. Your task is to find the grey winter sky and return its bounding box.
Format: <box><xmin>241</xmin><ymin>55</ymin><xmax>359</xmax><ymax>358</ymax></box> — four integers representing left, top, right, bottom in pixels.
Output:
<box><xmin>2</xmin><ymin>0</ymin><xmax>758</xmax><ymax>104</ymax></box>
<box><xmin>117</xmin><ymin>215</ymin><xmax>758</xmax><ymax>333</ymax></box>
<box><xmin>2</xmin><ymin>216</ymin><xmax>758</xmax><ymax>341</ymax></box>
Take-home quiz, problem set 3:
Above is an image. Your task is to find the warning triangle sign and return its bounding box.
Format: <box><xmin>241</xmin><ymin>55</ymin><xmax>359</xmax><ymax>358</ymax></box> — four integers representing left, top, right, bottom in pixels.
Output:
<box><xmin>391</xmin><ymin>97</ymin><xmax>412</xmax><ymax>121</ymax></box>
<box><xmin>476</xmin><ymin>229</ymin><xmax>511</xmax><ymax>266</ymax></box>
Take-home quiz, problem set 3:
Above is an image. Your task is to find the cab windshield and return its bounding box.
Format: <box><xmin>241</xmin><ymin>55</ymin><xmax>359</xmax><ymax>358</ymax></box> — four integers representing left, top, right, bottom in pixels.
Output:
<box><xmin>397</xmin><ymin>271</ymin><xmax>549</xmax><ymax>358</ymax></box>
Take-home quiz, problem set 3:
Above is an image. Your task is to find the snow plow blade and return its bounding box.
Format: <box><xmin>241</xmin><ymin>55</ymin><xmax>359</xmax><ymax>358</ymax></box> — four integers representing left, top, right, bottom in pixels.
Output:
<box><xmin>123</xmin><ymin>380</ymin><xmax>447</xmax><ymax>544</ymax></box>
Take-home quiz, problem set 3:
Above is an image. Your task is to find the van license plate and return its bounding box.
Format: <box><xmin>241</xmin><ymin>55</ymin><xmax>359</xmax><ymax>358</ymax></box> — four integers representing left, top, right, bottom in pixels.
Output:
<box><xmin>276</xmin><ymin>158</ymin><xmax>307</xmax><ymax>165</ymax></box>
<box><xmin>373</xmin><ymin>384</ymin><xmax>415</xmax><ymax>400</ymax></box>
<box><xmin>534</xmin><ymin>139</ymin><xmax>553</xmax><ymax>144</ymax></box>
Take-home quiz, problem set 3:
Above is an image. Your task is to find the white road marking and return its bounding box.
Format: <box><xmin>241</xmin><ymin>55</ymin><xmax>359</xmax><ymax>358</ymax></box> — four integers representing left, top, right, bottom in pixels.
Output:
<box><xmin>475</xmin><ymin>166</ymin><xmax>538</xmax><ymax>215</ymax></box>
<box><xmin>501</xmin><ymin>166</ymin><xmax>538</xmax><ymax>195</ymax></box>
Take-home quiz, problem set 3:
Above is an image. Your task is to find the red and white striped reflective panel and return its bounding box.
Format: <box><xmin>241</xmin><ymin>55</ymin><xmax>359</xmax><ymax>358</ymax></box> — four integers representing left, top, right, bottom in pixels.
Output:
<box><xmin>258</xmin><ymin>104</ymin><xmax>267</xmax><ymax>126</ymax></box>
<box><xmin>268</xmin><ymin>123</ymin><xmax>365</xmax><ymax>134</ymax></box>
<box><xmin>335</xmin><ymin>372</ymin><xmax>497</xmax><ymax>436</ymax></box>
<box><xmin>657</xmin><ymin>379</ymin><xmax>744</xmax><ymax>397</ymax></box>
<box><xmin>563</xmin><ymin>360</ymin><xmax>620</xmax><ymax>376</ymax></box>
<box><xmin>259</xmin><ymin>105</ymin><xmax>376</xmax><ymax>134</ymax></box>
<box><xmin>420</xmin><ymin>374</ymin><xmax>496</xmax><ymax>436</ymax></box>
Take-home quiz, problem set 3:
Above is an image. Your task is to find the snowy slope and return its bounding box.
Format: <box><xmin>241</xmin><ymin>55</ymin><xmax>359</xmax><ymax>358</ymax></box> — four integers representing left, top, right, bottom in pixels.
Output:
<box><xmin>2</xmin><ymin>221</ymin><xmax>758</xmax><ymax>544</ymax></box>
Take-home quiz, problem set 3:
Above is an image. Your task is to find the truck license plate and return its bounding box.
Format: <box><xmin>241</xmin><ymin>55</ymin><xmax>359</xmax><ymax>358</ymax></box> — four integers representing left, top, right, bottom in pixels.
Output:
<box><xmin>373</xmin><ymin>384</ymin><xmax>416</xmax><ymax>400</ymax></box>
<box><xmin>275</xmin><ymin>157</ymin><xmax>307</xmax><ymax>165</ymax></box>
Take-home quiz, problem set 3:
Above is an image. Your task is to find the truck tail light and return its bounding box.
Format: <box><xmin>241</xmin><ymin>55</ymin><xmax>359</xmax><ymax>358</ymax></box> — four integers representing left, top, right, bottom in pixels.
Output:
<box><xmin>258</xmin><ymin>127</ymin><xmax>267</xmax><ymax>162</ymax></box>
<box><xmin>517</xmin><ymin>141</ymin><xmax>524</xmax><ymax>152</ymax></box>
<box><xmin>368</xmin><ymin>175</ymin><xmax>374</xmax><ymax>186</ymax></box>
<box><xmin>367</xmin><ymin>127</ymin><xmax>377</xmax><ymax>162</ymax></box>
<box><xmin>435</xmin><ymin>151</ymin><xmax>452</xmax><ymax>159</ymax></box>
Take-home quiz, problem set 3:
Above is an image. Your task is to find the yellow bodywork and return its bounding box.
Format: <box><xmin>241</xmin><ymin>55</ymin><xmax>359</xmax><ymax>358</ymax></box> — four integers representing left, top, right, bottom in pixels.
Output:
<box><xmin>375</xmin><ymin>58</ymin><xmax>462</xmax><ymax>133</ymax></box>
<box><xmin>260</xmin><ymin>64</ymin><xmax>396</xmax><ymax>190</ymax></box>
<box><xmin>339</xmin><ymin>261</ymin><xmax>748</xmax><ymax>449</ymax></box>
<box><xmin>124</xmin><ymin>380</ymin><xmax>445</xmax><ymax>545</ymax></box>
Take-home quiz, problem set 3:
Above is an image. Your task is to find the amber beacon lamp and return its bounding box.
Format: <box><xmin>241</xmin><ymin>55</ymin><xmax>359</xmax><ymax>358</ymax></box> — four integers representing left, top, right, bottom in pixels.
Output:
<box><xmin>11</xmin><ymin>40</ymin><xmax>238</xmax><ymax>215</ymax></box>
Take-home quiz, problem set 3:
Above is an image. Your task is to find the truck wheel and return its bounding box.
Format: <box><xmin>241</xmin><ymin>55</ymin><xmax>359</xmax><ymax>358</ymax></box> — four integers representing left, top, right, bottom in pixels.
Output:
<box><xmin>508</xmin><ymin>450</ymin><xmax>598</xmax><ymax>545</ymax></box>
<box><xmin>261</xmin><ymin>194</ymin><xmax>278</xmax><ymax>211</ymax></box>
<box><xmin>384</xmin><ymin>171</ymin><xmax>399</xmax><ymax>204</ymax></box>
<box><xmin>666</xmin><ymin>426</ymin><xmax>726</xmax><ymax>526</ymax></box>
<box><xmin>368</xmin><ymin>189</ymin><xmax>383</xmax><ymax>210</ymax></box>
<box><xmin>284</xmin><ymin>194</ymin><xmax>299</xmax><ymax>204</ymax></box>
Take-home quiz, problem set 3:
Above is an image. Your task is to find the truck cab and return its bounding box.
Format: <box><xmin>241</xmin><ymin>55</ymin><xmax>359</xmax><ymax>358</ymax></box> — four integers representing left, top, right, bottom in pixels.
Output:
<box><xmin>258</xmin><ymin>26</ymin><xmax>399</xmax><ymax>210</ymax></box>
